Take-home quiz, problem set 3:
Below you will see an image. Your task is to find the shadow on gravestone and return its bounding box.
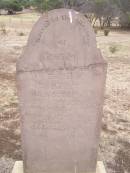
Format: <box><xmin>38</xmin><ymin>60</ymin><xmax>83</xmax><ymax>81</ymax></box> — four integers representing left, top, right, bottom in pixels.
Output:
<box><xmin>17</xmin><ymin>8</ymin><xmax>107</xmax><ymax>173</ymax></box>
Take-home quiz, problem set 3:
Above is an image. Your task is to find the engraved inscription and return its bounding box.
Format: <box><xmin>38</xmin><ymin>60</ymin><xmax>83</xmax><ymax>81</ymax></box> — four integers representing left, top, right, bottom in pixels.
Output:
<box><xmin>40</xmin><ymin>52</ymin><xmax>78</xmax><ymax>70</ymax></box>
<box><xmin>57</xmin><ymin>40</ymin><xmax>66</xmax><ymax>46</ymax></box>
<box><xmin>35</xmin><ymin>14</ymin><xmax>88</xmax><ymax>43</ymax></box>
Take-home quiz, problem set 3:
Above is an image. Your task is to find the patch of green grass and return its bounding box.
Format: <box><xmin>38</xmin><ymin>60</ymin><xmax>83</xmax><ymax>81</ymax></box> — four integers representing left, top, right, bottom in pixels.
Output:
<box><xmin>109</xmin><ymin>45</ymin><xmax>118</xmax><ymax>54</ymax></box>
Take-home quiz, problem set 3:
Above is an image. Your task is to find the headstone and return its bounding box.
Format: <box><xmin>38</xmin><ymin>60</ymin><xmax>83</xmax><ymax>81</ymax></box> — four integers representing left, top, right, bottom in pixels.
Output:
<box><xmin>17</xmin><ymin>9</ymin><xmax>107</xmax><ymax>173</ymax></box>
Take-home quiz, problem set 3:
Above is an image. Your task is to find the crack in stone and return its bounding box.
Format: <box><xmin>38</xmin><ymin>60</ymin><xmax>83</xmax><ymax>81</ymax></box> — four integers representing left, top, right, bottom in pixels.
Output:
<box><xmin>17</xmin><ymin>62</ymin><xmax>107</xmax><ymax>73</ymax></box>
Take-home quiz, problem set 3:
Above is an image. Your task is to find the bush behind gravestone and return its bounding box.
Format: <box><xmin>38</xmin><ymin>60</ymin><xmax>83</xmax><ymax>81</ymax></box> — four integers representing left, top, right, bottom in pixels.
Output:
<box><xmin>0</xmin><ymin>0</ymin><xmax>23</xmax><ymax>14</ymax></box>
<box><xmin>104</xmin><ymin>29</ymin><xmax>110</xmax><ymax>36</ymax></box>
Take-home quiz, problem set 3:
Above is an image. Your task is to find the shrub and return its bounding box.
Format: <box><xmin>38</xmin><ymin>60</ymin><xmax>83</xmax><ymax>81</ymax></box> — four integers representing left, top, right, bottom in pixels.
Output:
<box><xmin>94</xmin><ymin>28</ymin><xmax>98</xmax><ymax>34</ymax></box>
<box><xmin>104</xmin><ymin>29</ymin><xmax>110</xmax><ymax>36</ymax></box>
<box><xmin>18</xmin><ymin>32</ymin><xmax>25</xmax><ymax>36</ymax></box>
<box><xmin>0</xmin><ymin>0</ymin><xmax>23</xmax><ymax>14</ymax></box>
<box><xmin>109</xmin><ymin>45</ymin><xmax>118</xmax><ymax>54</ymax></box>
<box><xmin>0</xmin><ymin>23</ymin><xmax>7</xmax><ymax>35</ymax></box>
<box><xmin>9</xmin><ymin>0</ymin><xmax>23</xmax><ymax>12</ymax></box>
<box><xmin>119</xmin><ymin>12</ymin><xmax>130</xmax><ymax>28</ymax></box>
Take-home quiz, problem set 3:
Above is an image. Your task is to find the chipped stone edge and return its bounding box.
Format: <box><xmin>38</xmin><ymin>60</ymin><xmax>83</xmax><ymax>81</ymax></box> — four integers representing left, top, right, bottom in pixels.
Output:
<box><xmin>12</xmin><ymin>161</ymin><xmax>106</xmax><ymax>173</ymax></box>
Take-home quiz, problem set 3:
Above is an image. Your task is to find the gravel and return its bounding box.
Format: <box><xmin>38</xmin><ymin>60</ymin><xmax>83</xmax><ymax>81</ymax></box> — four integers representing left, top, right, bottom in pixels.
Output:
<box><xmin>0</xmin><ymin>157</ymin><xmax>14</xmax><ymax>173</ymax></box>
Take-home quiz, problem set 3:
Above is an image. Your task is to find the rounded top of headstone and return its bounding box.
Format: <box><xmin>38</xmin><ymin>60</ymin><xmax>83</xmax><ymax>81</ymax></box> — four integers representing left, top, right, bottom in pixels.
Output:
<box><xmin>17</xmin><ymin>8</ymin><xmax>106</xmax><ymax>72</ymax></box>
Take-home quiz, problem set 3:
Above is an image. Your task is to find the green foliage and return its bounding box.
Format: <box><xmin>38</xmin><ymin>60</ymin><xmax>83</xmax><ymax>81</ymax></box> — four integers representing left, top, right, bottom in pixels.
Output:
<box><xmin>128</xmin><ymin>12</ymin><xmax>130</xmax><ymax>22</ymax></box>
<box><xmin>95</xmin><ymin>0</ymin><xmax>106</xmax><ymax>4</ymax></box>
<box><xmin>21</xmin><ymin>0</ymin><xmax>30</xmax><ymax>8</ymax></box>
<box><xmin>0</xmin><ymin>0</ymin><xmax>23</xmax><ymax>12</ymax></box>
<box><xmin>0</xmin><ymin>23</ymin><xmax>7</xmax><ymax>35</ymax></box>
<box><xmin>0</xmin><ymin>0</ymin><xmax>9</xmax><ymax>9</ymax></box>
<box><xmin>9</xmin><ymin>0</ymin><xmax>23</xmax><ymax>11</ymax></box>
<box><xmin>30</xmin><ymin>0</ymin><xmax>63</xmax><ymax>12</ymax></box>
<box><xmin>0</xmin><ymin>0</ymin><xmax>130</xmax><ymax>28</ymax></box>
<box><xmin>109</xmin><ymin>45</ymin><xmax>118</xmax><ymax>53</ymax></box>
<box><xmin>112</xmin><ymin>0</ymin><xmax>130</xmax><ymax>12</ymax></box>
<box><xmin>119</xmin><ymin>12</ymin><xmax>130</xmax><ymax>27</ymax></box>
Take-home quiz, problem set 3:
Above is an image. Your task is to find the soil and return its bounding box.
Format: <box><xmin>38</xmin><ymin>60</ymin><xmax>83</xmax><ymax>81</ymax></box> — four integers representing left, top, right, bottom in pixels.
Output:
<box><xmin>0</xmin><ymin>14</ymin><xmax>130</xmax><ymax>173</ymax></box>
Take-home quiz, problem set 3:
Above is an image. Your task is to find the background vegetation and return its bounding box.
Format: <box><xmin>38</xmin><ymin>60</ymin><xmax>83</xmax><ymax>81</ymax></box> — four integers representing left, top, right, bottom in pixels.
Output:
<box><xmin>0</xmin><ymin>0</ymin><xmax>130</xmax><ymax>27</ymax></box>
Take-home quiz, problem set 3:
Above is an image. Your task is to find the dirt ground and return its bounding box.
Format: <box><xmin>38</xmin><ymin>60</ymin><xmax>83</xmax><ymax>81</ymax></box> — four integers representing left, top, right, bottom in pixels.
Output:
<box><xmin>0</xmin><ymin>13</ymin><xmax>130</xmax><ymax>173</ymax></box>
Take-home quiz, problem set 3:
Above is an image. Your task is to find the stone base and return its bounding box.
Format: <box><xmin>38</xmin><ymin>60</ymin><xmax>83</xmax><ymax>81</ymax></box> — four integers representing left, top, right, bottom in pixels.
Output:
<box><xmin>12</xmin><ymin>161</ymin><xmax>106</xmax><ymax>173</ymax></box>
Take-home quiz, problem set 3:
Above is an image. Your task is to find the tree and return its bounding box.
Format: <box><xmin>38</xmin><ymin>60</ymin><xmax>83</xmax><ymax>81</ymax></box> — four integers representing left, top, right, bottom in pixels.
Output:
<box><xmin>112</xmin><ymin>0</ymin><xmax>130</xmax><ymax>27</ymax></box>
<box><xmin>20</xmin><ymin>0</ymin><xmax>31</xmax><ymax>8</ymax></box>
<box><xmin>26</xmin><ymin>0</ymin><xmax>130</xmax><ymax>28</ymax></box>
<box><xmin>93</xmin><ymin>0</ymin><xmax>117</xmax><ymax>27</ymax></box>
<box><xmin>0</xmin><ymin>0</ymin><xmax>23</xmax><ymax>14</ymax></box>
<box><xmin>0</xmin><ymin>0</ymin><xmax>9</xmax><ymax>10</ymax></box>
<box><xmin>30</xmin><ymin>0</ymin><xmax>63</xmax><ymax>12</ymax></box>
<box><xmin>71</xmin><ymin>0</ymin><xmax>118</xmax><ymax>27</ymax></box>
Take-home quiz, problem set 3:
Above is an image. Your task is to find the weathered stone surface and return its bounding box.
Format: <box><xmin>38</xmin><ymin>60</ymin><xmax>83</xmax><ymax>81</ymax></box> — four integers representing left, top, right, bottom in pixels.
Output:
<box><xmin>17</xmin><ymin>8</ymin><xmax>107</xmax><ymax>173</ymax></box>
